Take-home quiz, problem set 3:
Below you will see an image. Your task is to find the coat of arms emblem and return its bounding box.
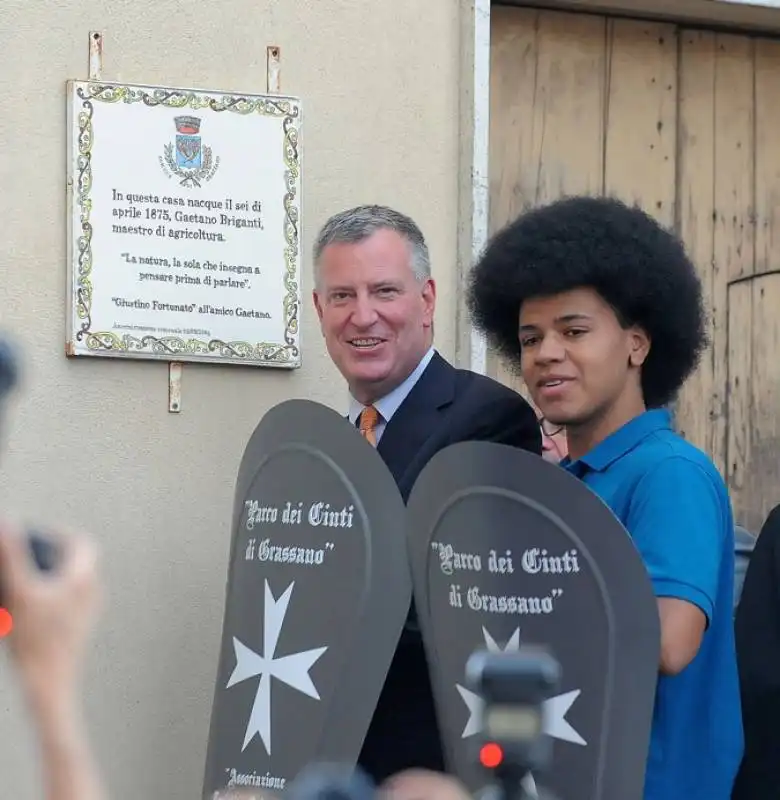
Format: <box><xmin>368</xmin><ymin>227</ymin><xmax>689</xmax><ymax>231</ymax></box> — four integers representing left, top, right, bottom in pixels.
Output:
<box><xmin>160</xmin><ymin>115</ymin><xmax>220</xmax><ymax>187</ymax></box>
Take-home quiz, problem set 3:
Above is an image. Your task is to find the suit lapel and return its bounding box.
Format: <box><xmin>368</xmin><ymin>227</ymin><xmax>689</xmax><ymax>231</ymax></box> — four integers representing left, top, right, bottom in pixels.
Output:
<box><xmin>377</xmin><ymin>353</ymin><xmax>456</xmax><ymax>491</ymax></box>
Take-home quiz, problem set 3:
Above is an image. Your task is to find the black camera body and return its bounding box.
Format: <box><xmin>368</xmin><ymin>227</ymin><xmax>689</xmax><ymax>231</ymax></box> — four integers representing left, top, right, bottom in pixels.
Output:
<box><xmin>467</xmin><ymin>646</ymin><xmax>561</xmax><ymax>800</ymax></box>
<box><xmin>0</xmin><ymin>531</ymin><xmax>60</xmax><ymax>608</ymax></box>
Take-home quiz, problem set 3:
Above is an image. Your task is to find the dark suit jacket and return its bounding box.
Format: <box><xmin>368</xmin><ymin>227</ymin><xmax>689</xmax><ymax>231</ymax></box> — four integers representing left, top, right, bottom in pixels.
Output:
<box><xmin>357</xmin><ymin>351</ymin><xmax>542</xmax><ymax>784</ymax></box>
<box><xmin>732</xmin><ymin>504</ymin><xmax>780</xmax><ymax>800</ymax></box>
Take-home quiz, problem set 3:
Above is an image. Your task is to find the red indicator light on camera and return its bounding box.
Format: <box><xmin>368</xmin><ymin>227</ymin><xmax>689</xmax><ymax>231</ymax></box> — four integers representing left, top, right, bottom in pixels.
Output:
<box><xmin>0</xmin><ymin>608</ymin><xmax>12</xmax><ymax>638</ymax></box>
<box><xmin>479</xmin><ymin>742</ymin><xmax>504</xmax><ymax>768</ymax></box>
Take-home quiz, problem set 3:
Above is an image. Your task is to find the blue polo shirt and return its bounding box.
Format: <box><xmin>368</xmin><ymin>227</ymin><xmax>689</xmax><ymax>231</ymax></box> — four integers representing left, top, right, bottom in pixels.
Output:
<box><xmin>561</xmin><ymin>409</ymin><xmax>744</xmax><ymax>799</ymax></box>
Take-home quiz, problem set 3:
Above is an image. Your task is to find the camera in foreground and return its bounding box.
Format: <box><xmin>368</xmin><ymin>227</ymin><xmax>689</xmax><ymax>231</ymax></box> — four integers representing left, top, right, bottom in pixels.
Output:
<box><xmin>279</xmin><ymin>646</ymin><xmax>563</xmax><ymax>800</ymax></box>
<box><xmin>468</xmin><ymin>646</ymin><xmax>561</xmax><ymax>800</ymax></box>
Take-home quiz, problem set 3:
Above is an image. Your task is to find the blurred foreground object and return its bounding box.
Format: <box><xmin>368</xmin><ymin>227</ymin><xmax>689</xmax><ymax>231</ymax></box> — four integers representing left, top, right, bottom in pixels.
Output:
<box><xmin>0</xmin><ymin>333</ymin><xmax>61</xmax><ymax>612</ymax></box>
<box><xmin>0</xmin><ymin>330</ymin><xmax>106</xmax><ymax>800</ymax></box>
<box><xmin>468</xmin><ymin>647</ymin><xmax>561</xmax><ymax>800</ymax></box>
<box><xmin>0</xmin><ymin>525</ymin><xmax>101</xmax><ymax>691</ymax></box>
<box><xmin>286</xmin><ymin>762</ymin><xmax>377</xmax><ymax>800</ymax></box>
<box><xmin>0</xmin><ymin>523</ymin><xmax>106</xmax><ymax>800</ymax></box>
<box><xmin>378</xmin><ymin>769</ymin><xmax>472</xmax><ymax>800</ymax></box>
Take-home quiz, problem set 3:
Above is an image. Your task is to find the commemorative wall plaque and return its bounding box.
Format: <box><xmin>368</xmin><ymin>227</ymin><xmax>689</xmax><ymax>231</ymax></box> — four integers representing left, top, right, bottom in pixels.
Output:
<box><xmin>407</xmin><ymin>442</ymin><xmax>661</xmax><ymax>800</ymax></box>
<box><xmin>65</xmin><ymin>80</ymin><xmax>302</xmax><ymax>367</ymax></box>
<box><xmin>202</xmin><ymin>400</ymin><xmax>412</xmax><ymax>797</ymax></box>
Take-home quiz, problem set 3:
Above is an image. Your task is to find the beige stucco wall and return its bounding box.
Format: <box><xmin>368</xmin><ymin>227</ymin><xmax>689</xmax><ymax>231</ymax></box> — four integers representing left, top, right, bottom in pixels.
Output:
<box><xmin>0</xmin><ymin>2</ymin><xmax>463</xmax><ymax>797</ymax></box>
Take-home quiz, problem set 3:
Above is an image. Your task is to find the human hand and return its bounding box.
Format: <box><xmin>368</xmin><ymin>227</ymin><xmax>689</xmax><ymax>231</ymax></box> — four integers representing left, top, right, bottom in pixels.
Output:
<box><xmin>0</xmin><ymin>522</ymin><xmax>102</xmax><ymax>700</ymax></box>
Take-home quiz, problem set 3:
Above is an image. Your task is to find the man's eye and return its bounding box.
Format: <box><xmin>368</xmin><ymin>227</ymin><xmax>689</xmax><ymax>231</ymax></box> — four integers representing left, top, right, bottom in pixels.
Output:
<box><xmin>565</xmin><ymin>328</ymin><xmax>587</xmax><ymax>337</ymax></box>
<box><xmin>520</xmin><ymin>337</ymin><xmax>538</xmax><ymax>347</ymax></box>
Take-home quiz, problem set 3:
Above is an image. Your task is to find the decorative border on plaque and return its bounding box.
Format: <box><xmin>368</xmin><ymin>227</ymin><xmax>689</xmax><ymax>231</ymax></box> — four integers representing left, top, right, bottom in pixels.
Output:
<box><xmin>70</xmin><ymin>82</ymin><xmax>301</xmax><ymax>366</ymax></box>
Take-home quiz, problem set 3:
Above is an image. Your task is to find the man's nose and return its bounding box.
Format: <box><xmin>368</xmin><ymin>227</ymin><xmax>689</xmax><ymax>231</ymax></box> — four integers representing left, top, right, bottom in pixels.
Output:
<box><xmin>535</xmin><ymin>333</ymin><xmax>565</xmax><ymax>363</ymax></box>
<box><xmin>350</xmin><ymin>296</ymin><xmax>379</xmax><ymax>328</ymax></box>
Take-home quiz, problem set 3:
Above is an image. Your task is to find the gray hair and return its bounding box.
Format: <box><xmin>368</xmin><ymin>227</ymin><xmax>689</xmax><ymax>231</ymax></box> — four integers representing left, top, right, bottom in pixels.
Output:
<box><xmin>312</xmin><ymin>205</ymin><xmax>431</xmax><ymax>286</ymax></box>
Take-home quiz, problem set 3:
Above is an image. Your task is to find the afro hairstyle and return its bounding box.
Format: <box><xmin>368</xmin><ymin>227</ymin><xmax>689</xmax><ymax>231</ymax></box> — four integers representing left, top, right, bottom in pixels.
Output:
<box><xmin>467</xmin><ymin>195</ymin><xmax>707</xmax><ymax>408</ymax></box>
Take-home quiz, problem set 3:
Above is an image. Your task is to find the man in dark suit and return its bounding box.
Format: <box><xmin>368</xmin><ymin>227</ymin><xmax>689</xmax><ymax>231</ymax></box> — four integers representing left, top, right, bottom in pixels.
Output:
<box><xmin>732</xmin><ymin>505</ymin><xmax>780</xmax><ymax>800</ymax></box>
<box><xmin>311</xmin><ymin>204</ymin><xmax>542</xmax><ymax>783</ymax></box>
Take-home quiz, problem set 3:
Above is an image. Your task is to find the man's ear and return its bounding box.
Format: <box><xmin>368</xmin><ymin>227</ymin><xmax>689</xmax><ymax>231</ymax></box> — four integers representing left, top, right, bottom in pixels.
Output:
<box><xmin>312</xmin><ymin>290</ymin><xmax>324</xmax><ymax>325</ymax></box>
<box><xmin>628</xmin><ymin>326</ymin><xmax>651</xmax><ymax>368</ymax></box>
<box><xmin>421</xmin><ymin>278</ymin><xmax>436</xmax><ymax>329</ymax></box>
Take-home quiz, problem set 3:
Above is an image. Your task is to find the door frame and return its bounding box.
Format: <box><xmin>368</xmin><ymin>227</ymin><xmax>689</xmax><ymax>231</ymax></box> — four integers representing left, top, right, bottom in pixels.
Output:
<box><xmin>462</xmin><ymin>0</ymin><xmax>780</xmax><ymax>375</ymax></box>
<box><xmin>500</xmin><ymin>0</ymin><xmax>780</xmax><ymax>36</ymax></box>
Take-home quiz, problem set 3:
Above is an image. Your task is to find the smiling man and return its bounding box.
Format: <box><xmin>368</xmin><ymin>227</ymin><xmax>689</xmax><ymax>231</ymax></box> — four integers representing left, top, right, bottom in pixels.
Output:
<box><xmin>312</xmin><ymin>204</ymin><xmax>542</xmax><ymax>783</ymax></box>
<box><xmin>466</xmin><ymin>195</ymin><xmax>744</xmax><ymax>800</ymax></box>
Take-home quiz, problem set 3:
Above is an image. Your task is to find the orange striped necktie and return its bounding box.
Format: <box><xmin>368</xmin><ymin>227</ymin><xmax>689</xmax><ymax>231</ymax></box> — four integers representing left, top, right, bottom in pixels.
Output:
<box><xmin>359</xmin><ymin>405</ymin><xmax>380</xmax><ymax>447</ymax></box>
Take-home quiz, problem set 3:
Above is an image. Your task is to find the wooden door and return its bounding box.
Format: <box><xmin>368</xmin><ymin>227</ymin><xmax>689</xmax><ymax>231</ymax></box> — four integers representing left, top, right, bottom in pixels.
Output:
<box><xmin>488</xmin><ymin>6</ymin><xmax>780</xmax><ymax>532</ymax></box>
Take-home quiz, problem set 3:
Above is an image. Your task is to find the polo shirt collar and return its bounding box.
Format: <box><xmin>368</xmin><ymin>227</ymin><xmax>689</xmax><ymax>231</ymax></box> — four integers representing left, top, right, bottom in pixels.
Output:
<box><xmin>561</xmin><ymin>408</ymin><xmax>672</xmax><ymax>475</ymax></box>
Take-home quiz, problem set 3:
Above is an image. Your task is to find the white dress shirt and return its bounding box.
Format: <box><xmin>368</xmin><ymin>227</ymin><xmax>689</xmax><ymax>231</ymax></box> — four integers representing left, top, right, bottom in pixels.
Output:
<box><xmin>347</xmin><ymin>347</ymin><xmax>436</xmax><ymax>445</ymax></box>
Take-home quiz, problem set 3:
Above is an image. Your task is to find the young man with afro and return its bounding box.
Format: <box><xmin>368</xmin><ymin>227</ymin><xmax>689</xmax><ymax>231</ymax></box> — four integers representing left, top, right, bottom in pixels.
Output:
<box><xmin>467</xmin><ymin>195</ymin><xmax>744</xmax><ymax>799</ymax></box>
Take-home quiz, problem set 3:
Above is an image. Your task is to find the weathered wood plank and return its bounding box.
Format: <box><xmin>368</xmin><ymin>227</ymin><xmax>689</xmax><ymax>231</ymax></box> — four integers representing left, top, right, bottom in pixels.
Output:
<box><xmin>675</xmin><ymin>30</ymin><xmax>716</xmax><ymax>459</ymax></box>
<box><xmin>603</xmin><ymin>17</ymin><xmax>678</xmax><ymax>228</ymax></box>
<box><xmin>715</xmin><ymin>34</ymin><xmax>755</xmax><ymax>486</ymax></box>
<box><xmin>714</xmin><ymin>34</ymin><xmax>756</xmax><ymax>286</ymax></box>
<box><xmin>747</xmin><ymin>276</ymin><xmax>780</xmax><ymax>532</ymax></box>
<box><xmin>727</xmin><ymin>276</ymin><xmax>780</xmax><ymax>533</ymax></box>
<box><xmin>754</xmin><ymin>38</ymin><xmax>780</xmax><ymax>277</ymax></box>
<box><xmin>726</xmin><ymin>280</ymin><xmax>754</xmax><ymax>529</ymax></box>
<box><xmin>489</xmin><ymin>6</ymin><xmax>540</xmax><ymax>237</ymax></box>
<box><xmin>733</xmin><ymin>37</ymin><xmax>780</xmax><ymax>532</ymax></box>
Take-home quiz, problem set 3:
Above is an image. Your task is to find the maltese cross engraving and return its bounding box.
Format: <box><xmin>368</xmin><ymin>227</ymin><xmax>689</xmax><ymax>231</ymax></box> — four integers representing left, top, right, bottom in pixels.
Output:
<box><xmin>454</xmin><ymin>626</ymin><xmax>586</xmax><ymax>747</ymax></box>
<box><xmin>227</xmin><ymin>579</ymin><xmax>327</xmax><ymax>754</ymax></box>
